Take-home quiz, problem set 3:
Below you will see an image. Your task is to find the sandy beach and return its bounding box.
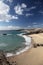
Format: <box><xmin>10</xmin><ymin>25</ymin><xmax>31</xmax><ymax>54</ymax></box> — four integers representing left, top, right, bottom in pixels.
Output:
<box><xmin>16</xmin><ymin>47</ymin><xmax>43</xmax><ymax>65</ymax></box>
<box><xmin>6</xmin><ymin>33</ymin><xmax>43</xmax><ymax>65</ymax></box>
<box><xmin>29</xmin><ymin>33</ymin><xmax>43</xmax><ymax>44</ymax></box>
<box><xmin>15</xmin><ymin>33</ymin><xmax>43</xmax><ymax>65</ymax></box>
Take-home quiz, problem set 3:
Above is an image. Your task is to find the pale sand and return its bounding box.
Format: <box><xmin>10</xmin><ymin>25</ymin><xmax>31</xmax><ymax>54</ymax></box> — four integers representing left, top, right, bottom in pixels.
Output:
<box><xmin>16</xmin><ymin>33</ymin><xmax>43</xmax><ymax>65</ymax></box>
<box><xmin>29</xmin><ymin>33</ymin><xmax>43</xmax><ymax>44</ymax></box>
<box><xmin>16</xmin><ymin>47</ymin><xmax>43</xmax><ymax>65</ymax></box>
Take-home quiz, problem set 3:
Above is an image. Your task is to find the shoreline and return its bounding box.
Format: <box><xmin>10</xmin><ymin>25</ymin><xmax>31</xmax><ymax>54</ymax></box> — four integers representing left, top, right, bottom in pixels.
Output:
<box><xmin>6</xmin><ymin>33</ymin><xmax>32</xmax><ymax>57</ymax></box>
<box><xmin>16</xmin><ymin>33</ymin><xmax>43</xmax><ymax>65</ymax></box>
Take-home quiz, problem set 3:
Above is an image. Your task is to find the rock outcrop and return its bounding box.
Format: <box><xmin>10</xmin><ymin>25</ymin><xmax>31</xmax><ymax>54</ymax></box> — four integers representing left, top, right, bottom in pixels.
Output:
<box><xmin>0</xmin><ymin>51</ymin><xmax>11</xmax><ymax>65</ymax></box>
<box><xmin>23</xmin><ymin>28</ymin><xmax>43</xmax><ymax>35</ymax></box>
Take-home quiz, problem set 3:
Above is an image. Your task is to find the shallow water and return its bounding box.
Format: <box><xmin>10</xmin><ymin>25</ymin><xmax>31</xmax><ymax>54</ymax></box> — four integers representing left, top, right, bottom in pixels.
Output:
<box><xmin>0</xmin><ymin>30</ymin><xmax>25</xmax><ymax>51</ymax></box>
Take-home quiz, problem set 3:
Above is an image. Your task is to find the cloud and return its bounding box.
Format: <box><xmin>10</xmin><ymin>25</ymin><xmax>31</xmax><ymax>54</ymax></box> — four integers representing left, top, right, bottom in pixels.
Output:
<box><xmin>39</xmin><ymin>11</ymin><xmax>43</xmax><ymax>14</ymax></box>
<box><xmin>28</xmin><ymin>26</ymin><xmax>31</xmax><ymax>28</ymax></box>
<box><xmin>26</xmin><ymin>13</ymin><xmax>33</xmax><ymax>16</ymax></box>
<box><xmin>7</xmin><ymin>0</ymin><xmax>13</xmax><ymax>3</ymax></box>
<box><xmin>14</xmin><ymin>5</ymin><xmax>23</xmax><ymax>15</ymax></box>
<box><xmin>0</xmin><ymin>26</ymin><xmax>22</xmax><ymax>30</ymax></box>
<box><xmin>32</xmin><ymin>22</ymin><xmax>37</xmax><ymax>25</ymax></box>
<box><xmin>32</xmin><ymin>22</ymin><xmax>39</xmax><ymax>28</ymax></box>
<box><xmin>0</xmin><ymin>1</ymin><xmax>9</xmax><ymax>14</ymax></box>
<box><xmin>25</xmin><ymin>25</ymin><xmax>32</xmax><ymax>29</ymax></box>
<box><xmin>0</xmin><ymin>1</ymin><xmax>18</xmax><ymax>22</ymax></box>
<box><xmin>14</xmin><ymin>3</ymin><xmax>36</xmax><ymax>17</ymax></box>
<box><xmin>8</xmin><ymin>26</ymin><xmax>22</xmax><ymax>30</ymax></box>
<box><xmin>26</xmin><ymin>6</ymin><xmax>36</xmax><ymax>11</ymax></box>
<box><xmin>30</xmin><ymin>6</ymin><xmax>36</xmax><ymax>9</ymax></box>
<box><xmin>14</xmin><ymin>3</ymin><xmax>27</xmax><ymax>15</ymax></box>
<box><xmin>32</xmin><ymin>23</ymin><xmax>43</xmax><ymax>28</ymax></box>
<box><xmin>0</xmin><ymin>14</ymin><xmax>18</xmax><ymax>22</ymax></box>
<box><xmin>0</xmin><ymin>0</ymin><xmax>4</xmax><ymax>1</ymax></box>
<box><xmin>33</xmin><ymin>25</ymin><xmax>39</xmax><ymax>28</ymax></box>
<box><xmin>21</xmin><ymin>3</ymin><xmax>27</xmax><ymax>8</ymax></box>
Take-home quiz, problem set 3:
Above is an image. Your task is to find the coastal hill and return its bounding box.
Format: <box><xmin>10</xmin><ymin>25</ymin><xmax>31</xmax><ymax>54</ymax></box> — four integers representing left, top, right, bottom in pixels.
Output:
<box><xmin>20</xmin><ymin>28</ymin><xmax>43</xmax><ymax>34</ymax></box>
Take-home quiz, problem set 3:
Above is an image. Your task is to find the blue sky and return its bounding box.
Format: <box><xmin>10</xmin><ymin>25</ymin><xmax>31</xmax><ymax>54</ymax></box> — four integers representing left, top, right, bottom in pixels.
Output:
<box><xmin>0</xmin><ymin>0</ymin><xmax>43</xmax><ymax>30</ymax></box>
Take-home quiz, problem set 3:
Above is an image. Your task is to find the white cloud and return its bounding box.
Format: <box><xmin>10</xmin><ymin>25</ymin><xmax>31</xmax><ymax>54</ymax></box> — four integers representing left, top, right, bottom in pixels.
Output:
<box><xmin>7</xmin><ymin>0</ymin><xmax>13</xmax><ymax>3</ymax></box>
<box><xmin>8</xmin><ymin>26</ymin><xmax>21</xmax><ymax>30</ymax></box>
<box><xmin>32</xmin><ymin>23</ymin><xmax>43</xmax><ymax>28</ymax></box>
<box><xmin>33</xmin><ymin>25</ymin><xmax>39</xmax><ymax>28</ymax></box>
<box><xmin>30</xmin><ymin>6</ymin><xmax>36</xmax><ymax>9</ymax></box>
<box><xmin>14</xmin><ymin>5</ymin><xmax>23</xmax><ymax>15</ymax></box>
<box><xmin>0</xmin><ymin>14</ymin><xmax>18</xmax><ymax>22</ymax></box>
<box><xmin>0</xmin><ymin>26</ymin><xmax>22</xmax><ymax>30</ymax></box>
<box><xmin>25</xmin><ymin>25</ymin><xmax>32</xmax><ymax>29</ymax></box>
<box><xmin>33</xmin><ymin>22</ymin><xmax>37</xmax><ymax>25</ymax></box>
<box><xmin>0</xmin><ymin>1</ymin><xmax>18</xmax><ymax>22</ymax></box>
<box><xmin>25</xmin><ymin>6</ymin><xmax>36</xmax><ymax>17</ymax></box>
<box><xmin>11</xmin><ymin>16</ymin><xmax>18</xmax><ymax>19</ymax></box>
<box><xmin>14</xmin><ymin>4</ymin><xmax>36</xmax><ymax>16</ymax></box>
<box><xmin>0</xmin><ymin>0</ymin><xmax>4</xmax><ymax>1</ymax></box>
<box><xmin>14</xmin><ymin>3</ymin><xmax>27</xmax><ymax>15</ymax></box>
<box><xmin>26</xmin><ymin>13</ymin><xmax>33</xmax><ymax>16</ymax></box>
<box><xmin>26</xmin><ymin>6</ymin><xmax>36</xmax><ymax>11</ymax></box>
<box><xmin>28</xmin><ymin>26</ymin><xmax>31</xmax><ymax>28</ymax></box>
<box><xmin>21</xmin><ymin>3</ymin><xmax>27</xmax><ymax>8</ymax></box>
<box><xmin>0</xmin><ymin>1</ymin><xmax>9</xmax><ymax>14</ymax></box>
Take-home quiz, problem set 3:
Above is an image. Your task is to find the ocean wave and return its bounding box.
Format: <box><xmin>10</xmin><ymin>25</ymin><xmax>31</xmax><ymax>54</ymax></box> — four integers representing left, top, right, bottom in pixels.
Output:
<box><xmin>6</xmin><ymin>53</ymin><xmax>15</xmax><ymax>57</ymax></box>
<box><xmin>17</xmin><ymin>33</ymin><xmax>26</xmax><ymax>36</ymax></box>
<box><xmin>15</xmin><ymin>33</ymin><xmax>32</xmax><ymax>55</ymax></box>
<box><xmin>17</xmin><ymin>33</ymin><xmax>31</xmax><ymax>45</ymax></box>
<box><xmin>6</xmin><ymin>33</ymin><xmax>32</xmax><ymax>57</ymax></box>
<box><xmin>6</xmin><ymin>45</ymin><xmax>32</xmax><ymax>57</ymax></box>
<box><xmin>15</xmin><ymin>45</ymin><xmax>31</xmax><ymax>55</ymax></box>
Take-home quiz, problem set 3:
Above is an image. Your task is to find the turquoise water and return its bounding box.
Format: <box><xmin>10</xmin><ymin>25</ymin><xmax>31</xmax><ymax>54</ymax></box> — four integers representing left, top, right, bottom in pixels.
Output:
<box><xmin>0</xmin><ymin>30</ymin><xmax>25</xmax><ymax>52</ymax></box>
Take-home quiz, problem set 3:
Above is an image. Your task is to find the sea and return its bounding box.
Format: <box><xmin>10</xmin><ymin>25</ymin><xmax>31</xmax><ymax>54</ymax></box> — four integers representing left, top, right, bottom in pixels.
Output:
<box><xmin>0</xmin><ymin>30</ymin><xmax>32</xmax><ymax>56</ymax></box>
<box><xmin>0</xmin><ymin>30</ymin><xmax>25</xmax><ymax>52</ymax></box>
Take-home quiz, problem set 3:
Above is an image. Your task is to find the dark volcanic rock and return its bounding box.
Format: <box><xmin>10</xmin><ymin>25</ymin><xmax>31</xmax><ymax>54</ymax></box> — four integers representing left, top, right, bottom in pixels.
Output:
<box><xmin>3</xmin><ymin>34</ymin><xmax>7</xmax><ymax>35</ymax></box>
<box><xmin>0</xmin><ymin>51</ymin><xmax>11</xmax><ymax>65</ymax></box>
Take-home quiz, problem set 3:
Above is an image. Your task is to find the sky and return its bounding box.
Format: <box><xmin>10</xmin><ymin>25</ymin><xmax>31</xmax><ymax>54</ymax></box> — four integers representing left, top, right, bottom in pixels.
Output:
<box><xmin>0</xmin><ymin>0</ymin><xmax>43</xmax><ymax>30</ymax></box>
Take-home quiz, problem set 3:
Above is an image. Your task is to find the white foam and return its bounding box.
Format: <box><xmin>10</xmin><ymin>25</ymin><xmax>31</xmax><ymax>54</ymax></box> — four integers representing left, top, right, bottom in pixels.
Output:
<box><xmin>17</xmin><ymin>33</ymin><xmax>25</xmax><ymax>36</ymax></box>
<box><xmin>15</xmin><ymin>33</ymin><xmax>32</xmax><ymax>55</ymax></box>
<box><xmin>17</xmin><ymin>33</ymin><xmax>31</xmax><ymax>45</ymax></box>
<box><xmin>22</xmin><ymin>35</ymin><xmax>31</xmax><ymax>45</ymax></box>
<box><xmin>6</xmin><ymin>33</ymin><xmax>32</xmax><ymax>57</ymax></box>
<box><xmin>16</xmin><ymin>46</ymin><xmax>31</xmax><ymax>55</ymax></box>
<box><xmin>6</xmin><ymin>53</ymin><xmax>14</xmax><ymax>57</ymax></box>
